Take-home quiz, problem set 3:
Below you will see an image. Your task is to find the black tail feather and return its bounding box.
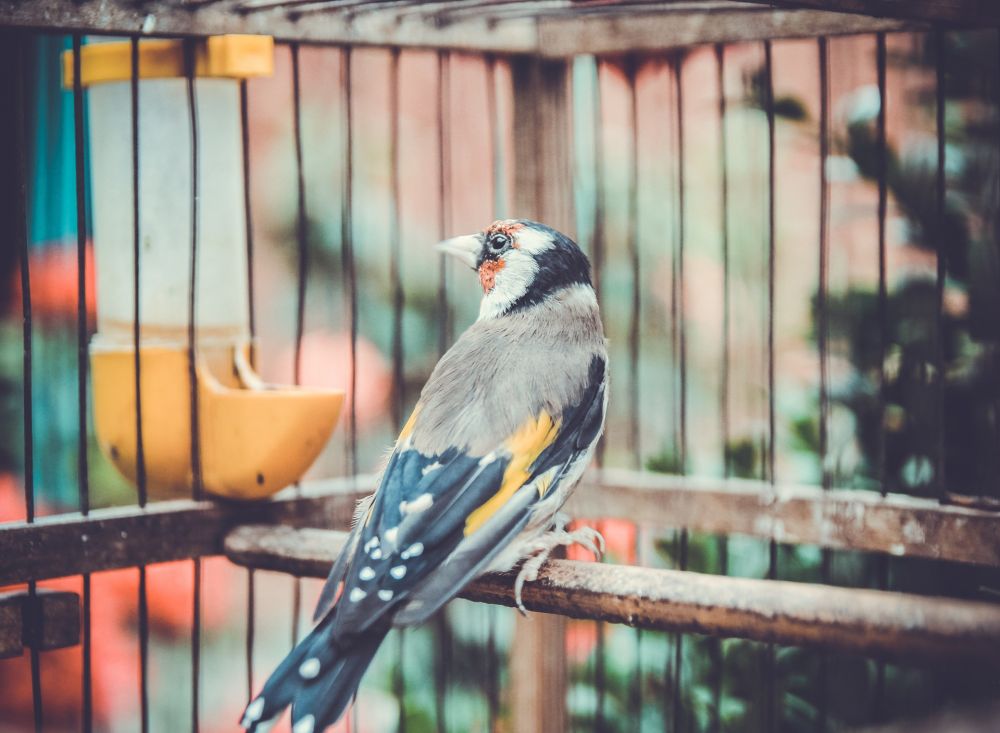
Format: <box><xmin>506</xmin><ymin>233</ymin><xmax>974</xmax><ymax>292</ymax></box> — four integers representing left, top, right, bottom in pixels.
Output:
<box><xmin>240</xmin><ymin>618</ymin><xmax>389</xmax><ymax>733</ymax></box>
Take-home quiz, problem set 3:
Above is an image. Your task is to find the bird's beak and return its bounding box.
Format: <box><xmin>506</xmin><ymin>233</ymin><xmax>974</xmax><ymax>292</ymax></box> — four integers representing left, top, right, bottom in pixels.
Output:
<box><xmin>435</xmin><ymin>234</ymin><xmax>483</xmax><ymax>269</ymax></box>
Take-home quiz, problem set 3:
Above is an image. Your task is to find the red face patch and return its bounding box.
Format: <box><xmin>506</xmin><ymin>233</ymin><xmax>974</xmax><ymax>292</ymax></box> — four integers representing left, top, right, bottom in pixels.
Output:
<box><xmin>485</xmin><ymin>220</ymin><xmax>524</xmax><ymax>247</ymax></box>
<box><xmin>479</xmin><ymin>259</ymin><xmax>505</xmax><ymax>293</ymax></box>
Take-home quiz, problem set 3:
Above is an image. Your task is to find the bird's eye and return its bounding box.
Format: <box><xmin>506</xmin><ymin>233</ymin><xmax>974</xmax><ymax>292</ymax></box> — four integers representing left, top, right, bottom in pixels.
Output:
<box><xmin>488</xmin><ymin>234</ymin><xmax>510</xmax><ymax>253</ymax></box>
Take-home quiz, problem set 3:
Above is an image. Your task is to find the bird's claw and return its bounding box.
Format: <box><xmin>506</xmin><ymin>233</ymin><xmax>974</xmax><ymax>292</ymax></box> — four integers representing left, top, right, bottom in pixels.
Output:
<box><xmin>512</xmin><ymin>525</ymin><xmax>606</xmax><ymax>614</ymax></box>
<box><xmin>570</xmin><ymin>525</ymin><xmax>605</xmax><ymax>560</ymax></box>
<box><xmin>514</xmin><ymin>554</ymin><xmax>545</xmax><ymax>615</ymax></box>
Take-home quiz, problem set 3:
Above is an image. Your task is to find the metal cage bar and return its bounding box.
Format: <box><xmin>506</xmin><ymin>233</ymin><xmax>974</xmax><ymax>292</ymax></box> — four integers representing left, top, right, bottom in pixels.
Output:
<box><xmin>816</xmin><ymin>34</ymin><xmax>832</xmax><ymax>733</ymax></box>
<box><xmin>290</xmin><ymin>38</ymin><xmax>307</xmax><ymax>649</ymax></box>
<box><xmin>711</xmin><ymin>41</ymin><xmax>730</xmax><ymax>733</ymax></box>
<box><xmin>341</xmin><ymin>46</ymin><xmax>358</xmax><ymax>481</ymax></box>
<box><xmin>183</xmin><ymin>38</ymin><xmax>205</xmax><ymax>733</ymax></box>
<box><xmin>873</xmin><ymin>28</ymin><xmax>891</xmax><ymax>725</ymax></box>
<box><xmin>13</xmin><ymin>30</ymin><xmax>43</xmax><ymax>733</ymax></box>
<box><xmin>671</xmin><ymin>50</ymin><xmax>691</xmax><ymax>733</ymax></box>
<box><xmin>762</xmin><ymin>36</ymin><xmax>779</xmax><ymax>733</ymax></box>
<box><xmin>238</xmin><ymin>65</ymin><xmax>257</xmax><ymax>707</ymax></box>
<box><xmin>128</xmin><ymin>34</ymin><xmax>153</xmax><ymax>733</ymax></box>
<box><xmin>70</xmin><ymin>32</ymin><xmax>94</xmax><ymax>733</ymax></box>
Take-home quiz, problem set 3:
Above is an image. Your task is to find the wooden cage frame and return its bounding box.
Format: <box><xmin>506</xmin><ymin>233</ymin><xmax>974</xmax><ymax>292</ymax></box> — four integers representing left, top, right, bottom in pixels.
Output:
<box><xmin>1</xmin><ymin>1</ymin><xmax>999</xmax><ymax>731</ymax></box>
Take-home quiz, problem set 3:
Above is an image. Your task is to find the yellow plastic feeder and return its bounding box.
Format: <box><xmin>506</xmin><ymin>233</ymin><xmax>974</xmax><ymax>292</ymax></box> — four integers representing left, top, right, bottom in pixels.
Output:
<box><xmin>67</xmin><ymin>37</ymin><xmax>344</xmax><ymax>500</ymax></box>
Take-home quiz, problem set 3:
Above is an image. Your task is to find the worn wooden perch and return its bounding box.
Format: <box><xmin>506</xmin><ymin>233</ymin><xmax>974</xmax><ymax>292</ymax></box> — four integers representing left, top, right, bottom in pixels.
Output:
<box><xmin>573</xmin><ymin>469</ymin><xmax>1000</xmax><ymax>567</ymax></box>
<box><xmin>5</xmin><ymin>468</ymin><xmax>999</xmax><ymax>588</ymax></box>
<box><xmin>224</xmin><ymin>524</ymin><xmax>1000</xmax><ymax>664</ymax></box>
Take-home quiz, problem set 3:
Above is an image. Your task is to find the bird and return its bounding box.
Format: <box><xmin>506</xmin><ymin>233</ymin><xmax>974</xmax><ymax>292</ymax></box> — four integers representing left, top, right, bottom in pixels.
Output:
<box><xmin>240</xmin><ymin>219</ymin><xmax>608</xmax><ymax>733</ymax></box>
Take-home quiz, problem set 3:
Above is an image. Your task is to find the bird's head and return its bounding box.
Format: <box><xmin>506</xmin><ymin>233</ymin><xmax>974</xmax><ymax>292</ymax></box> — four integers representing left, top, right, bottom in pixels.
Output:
<box><xmin>436</xmin><ymin>219</ymin><xmax>592</xmax><ymax>320</ymax></box>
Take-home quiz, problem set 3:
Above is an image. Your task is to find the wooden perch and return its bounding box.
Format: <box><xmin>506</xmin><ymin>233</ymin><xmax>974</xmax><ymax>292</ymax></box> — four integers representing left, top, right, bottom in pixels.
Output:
<box><xmin>572</xmin><ymin>469</ymin><xmax>1000</xmax><ymax>567</ymax></box>
<box><xmin>0</xmin><ymin>479</ymin><xmax>363</xmax><ymax>586</ymax></box>
<box><xmin>0</xmin><ymin>589</ymin><xmax>81</xmax><ymax>659</ymax></box>
<box><xmin>224</xmin><ymin>524</ymin><xmax>1000</xmax><ymax>664</ymax></box>
<box><xmin>5</xmin><ymin>468</ymin><xmax>999</xmax><ymax>587</ymax></box>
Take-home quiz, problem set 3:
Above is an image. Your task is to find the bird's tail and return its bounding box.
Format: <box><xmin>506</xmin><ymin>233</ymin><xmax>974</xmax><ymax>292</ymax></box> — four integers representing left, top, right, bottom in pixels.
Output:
<box><xmin>239</xmin><ymin>616</ymin><xmax>389</xmax><ymax>733</ymax></box>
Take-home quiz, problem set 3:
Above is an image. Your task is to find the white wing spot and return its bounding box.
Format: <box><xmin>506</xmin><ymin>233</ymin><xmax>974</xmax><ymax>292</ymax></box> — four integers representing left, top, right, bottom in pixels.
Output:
<box><xmin>364</xmin><ymin>536</ymin><xmax>380</xmax><ymax>553</ymax></box>
<box><xmin>390</xmin><ymin>565</ymin><xmax>407</xmax><ymax>579</ymax></box>
<box><xmin>298</xmin><ymin>658</ymin><xmax>321</xmax><ymax>679</ymax></box>
<box><xmin>401</xmin><ymin>493</ymin><xmax>433</xmax><ymax>515</ymax></box>
<box><xmin>358</xmin><ymin>566</ymin><xmax>376</xmax><ymax>581</ymax></box>
<box><xmin>370</xmin><ymin>548</ymin><xmax>383</xmax><ymax>560</ymax></box>
<box><xmin>378</xmin><ymin>589</ymin><xmax>394</xmax><ymax>601</ymax></box>
<box><xmin>421</xmin><ymin>462</ymin><xmax>443</xmax><ymax>476</ymax></box>
<box><xmin>349</xmin><ymin>587</ymin><xmax>368</xmax><ymax>602</ymax></box>
<box><xmin>242</xmin><ymin>697</ymin><xmax>265</xmax><ymax>724</ymax></box>
<box><xmin>385</xmin><ymin>527</ymin><xmax>399</xmax><ymax>545</ymax></box>
<box><xmin>255</xmin><ymin>716</ymin><xmax>279</xmax><ymax>733</ymax></box>
<box><xmin>401</xmin><ymin>542</ymin><xmax>424</xmax><ymax>560</ymax></box>
<box><xmin>292</xmin><ymin>715</ymin><xmax>316</xmax><ymax>733</ymax></box>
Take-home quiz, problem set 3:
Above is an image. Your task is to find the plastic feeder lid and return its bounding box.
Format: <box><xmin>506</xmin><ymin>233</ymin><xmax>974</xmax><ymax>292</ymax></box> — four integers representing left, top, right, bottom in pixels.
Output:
<box><xmin>62</xmin><ymin>35</ymin><xmax>274</xmax><ymax>88</ymax></box>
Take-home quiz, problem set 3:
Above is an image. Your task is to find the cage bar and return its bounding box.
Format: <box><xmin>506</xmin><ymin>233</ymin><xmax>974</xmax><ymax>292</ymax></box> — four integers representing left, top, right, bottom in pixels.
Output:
<box><xmin>934</xmin><ymin>30</ymin><xmax>947</xmax><ymax>504</ymax></box>
<box><xmin>128</xmin><ymin>35</ymin><xmax>153</xmax><ymax>733</ymax></box>
<box><xmin>11</xmin><ymin>29</ymin><xmax>43</xmax><ymax>733</ymax></box>
<box><xmin>341</xmin><ymin>46</ymin><xmax>358</xmax><ymax>479</ymax></box>
<box><xmin>70</xmin><ymin>32</ymin><xmax>94</xmax><ymax>733</ymax></box>
<box><xmin>712</xmin><ymin>41</ymin><xmax>729</xmax><ymax>733</ymax></box>
<box><xmin>289</xmin><ymin>39</ymin><xmax>307</xmax><ymax>648</ymax></box>
<box><xmin>183</xmin><ymin>38</ymin><xmax>205</xmax><ymax>733</ymax></box>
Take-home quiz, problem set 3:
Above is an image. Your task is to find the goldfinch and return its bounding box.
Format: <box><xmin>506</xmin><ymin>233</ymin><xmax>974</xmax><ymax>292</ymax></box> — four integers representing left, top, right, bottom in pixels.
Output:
<box><xmin>241</xmin><ymin>219</ymin><xmax>608</xmax><ymax>733</ymax></box>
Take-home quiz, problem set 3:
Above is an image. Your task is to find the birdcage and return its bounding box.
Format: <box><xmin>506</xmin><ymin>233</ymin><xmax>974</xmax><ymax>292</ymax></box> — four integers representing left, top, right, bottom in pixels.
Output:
<box><xmin>1</xmin><ymin>1</ymin><xmax>999</xmax><ymax>732</ymax></box>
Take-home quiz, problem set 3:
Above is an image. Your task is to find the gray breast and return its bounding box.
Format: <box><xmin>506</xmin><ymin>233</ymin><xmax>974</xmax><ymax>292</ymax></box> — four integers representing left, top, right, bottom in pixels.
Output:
<box><xmin>412</xmin><ymin>284</ymin><xmax>606</xmax><ymax>456</ymax></box>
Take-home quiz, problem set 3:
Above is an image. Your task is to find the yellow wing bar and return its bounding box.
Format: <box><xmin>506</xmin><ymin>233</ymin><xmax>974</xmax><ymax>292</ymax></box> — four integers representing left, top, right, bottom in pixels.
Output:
<box><xmin>464</xmin><ymin>411</ymin><xmax>561</xmax><ymax>536</ymax></box>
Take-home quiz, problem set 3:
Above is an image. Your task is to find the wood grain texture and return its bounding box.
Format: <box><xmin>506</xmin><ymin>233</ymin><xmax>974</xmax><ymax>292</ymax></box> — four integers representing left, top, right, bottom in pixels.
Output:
<box><xmin>0</xmin><ymin>591</ymin><xmax>23</xmax><ymax>658</ymax></box>
<box><xmin>0</xmin><ymin>479</ymin><xmax>365</xmax><ymax>586</ymax></box>
<box><xmin>570</xmin><ymin>469</ymin><xmax>1000</xmax><ymax>567</ymax></box>
<box><xmin>3</xmin><ymin>470</ymin><xmax>999</xmax><ymax>587</ymax></box>
<box><xmin>223</xmin><ymin>524</ymin><xmax>1000</xmax><ymax>663</ymax></box>
<box><xmin>0</xmin><ymin>1</ymin><xmax>915</xmax><ymax>55</ymax></box>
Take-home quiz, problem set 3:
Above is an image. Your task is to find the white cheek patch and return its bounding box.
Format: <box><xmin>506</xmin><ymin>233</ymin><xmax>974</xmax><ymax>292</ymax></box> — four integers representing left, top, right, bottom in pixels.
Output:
<box><xmin>478</xmin><ymin>251</ymin><xmax>538</xmax><ymax>320</ymax></box>
<box><xmin>513</xmin><ymin>227</ymin><xmax>554</xmax><ymax>255</ymax></box>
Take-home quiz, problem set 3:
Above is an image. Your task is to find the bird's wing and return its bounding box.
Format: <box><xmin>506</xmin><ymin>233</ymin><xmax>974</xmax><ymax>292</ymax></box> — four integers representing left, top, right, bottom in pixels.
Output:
<box><xmin>314</xmin><ymin>354</ymin><xmax>607</xmax><ymax>636</ymax></box>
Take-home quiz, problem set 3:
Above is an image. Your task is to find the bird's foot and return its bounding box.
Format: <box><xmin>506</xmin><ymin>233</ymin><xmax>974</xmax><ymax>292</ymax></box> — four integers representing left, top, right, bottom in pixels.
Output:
<box><xmin>512</xmin><ymin>524</ymin><xmax>606</xmax><ymax>615</ymax></box>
